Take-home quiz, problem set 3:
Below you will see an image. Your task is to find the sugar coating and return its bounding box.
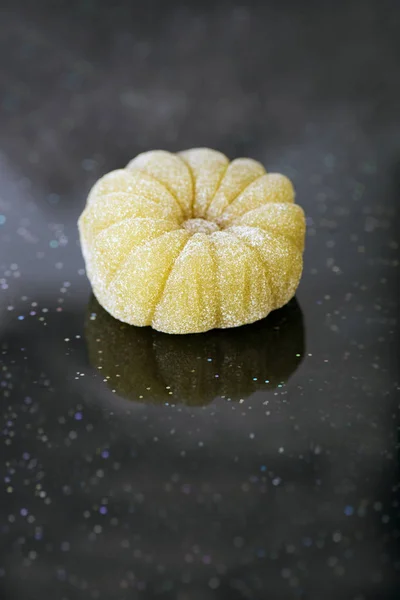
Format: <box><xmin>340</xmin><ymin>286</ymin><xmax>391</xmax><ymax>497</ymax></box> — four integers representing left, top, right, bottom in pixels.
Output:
<box><xmin>78</xmin><ymin>148</ymin><xmax>306</xmax><ymax>334</ymax></box>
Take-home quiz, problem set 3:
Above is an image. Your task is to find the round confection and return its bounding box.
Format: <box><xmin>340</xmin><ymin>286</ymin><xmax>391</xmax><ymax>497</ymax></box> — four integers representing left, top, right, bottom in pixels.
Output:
<box><xmin>78</xmin><ymin>148</ymin><xmax>306</xmax><ymax>334</ymax></box>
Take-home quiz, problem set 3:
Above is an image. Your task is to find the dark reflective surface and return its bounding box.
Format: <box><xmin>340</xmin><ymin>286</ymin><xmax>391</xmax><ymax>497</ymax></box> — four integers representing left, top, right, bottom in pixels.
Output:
<box><xmin>1</xmin><ymin>1</ymin><xmax>400</xmax><ymax>599</ymax></box>
<box><xmin>85</xmin><ymin>296</ymin><xmax>305</xmax><ymax>406</ymax></box>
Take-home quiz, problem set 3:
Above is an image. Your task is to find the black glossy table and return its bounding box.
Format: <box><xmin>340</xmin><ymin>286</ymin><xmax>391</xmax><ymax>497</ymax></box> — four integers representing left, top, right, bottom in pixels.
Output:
<box><xmin>1</xmin><ymin>1</ymin><xmax>399</xmax><ymax>598</ymax></box>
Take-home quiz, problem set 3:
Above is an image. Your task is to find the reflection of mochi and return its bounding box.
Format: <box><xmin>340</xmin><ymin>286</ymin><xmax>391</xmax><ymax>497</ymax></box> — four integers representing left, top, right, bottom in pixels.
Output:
<box><xmin>85</xmin><ymin>296</ymin><xmax>305</xmax><ymax>406</ymax></box>
<box><xmin>79</xmin><ymin>149</ymin><xmax>306</xmax><ymax>334</ymax></box>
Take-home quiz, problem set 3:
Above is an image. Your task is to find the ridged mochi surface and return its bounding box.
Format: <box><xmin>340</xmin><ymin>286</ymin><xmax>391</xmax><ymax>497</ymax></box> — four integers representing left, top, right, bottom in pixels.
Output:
<box><xmin>79</xmin><ymin>148</ymin><xmax>306</xmax><ymax>334</ymax></box>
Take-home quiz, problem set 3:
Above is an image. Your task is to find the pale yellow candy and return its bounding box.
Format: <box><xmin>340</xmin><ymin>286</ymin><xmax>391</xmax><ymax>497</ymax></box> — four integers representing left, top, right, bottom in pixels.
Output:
<box><xmin>78</xmin><ymin>148</ymin><xmax>306</xmax><ymax>334</ymax></box>
<box><xmin>179</xmin><ymin>148</ymin><xmax>229</xmax><ymax>218</ymax></box>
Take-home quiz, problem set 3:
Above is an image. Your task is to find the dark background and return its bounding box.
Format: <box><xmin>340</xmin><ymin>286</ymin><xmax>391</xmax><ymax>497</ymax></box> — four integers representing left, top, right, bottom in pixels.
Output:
<box><xmin>0</xmin><ymin>0</ymin><xmax>399</xmax><ymax>599</ymax></box>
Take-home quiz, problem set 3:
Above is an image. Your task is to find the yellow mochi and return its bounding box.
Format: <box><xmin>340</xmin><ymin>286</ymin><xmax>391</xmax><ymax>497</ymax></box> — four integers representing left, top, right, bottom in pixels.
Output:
<box><xmin>78</xmin><ymin>148</ymin><xmax>306</xmax><ymax>334</ymax></box>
